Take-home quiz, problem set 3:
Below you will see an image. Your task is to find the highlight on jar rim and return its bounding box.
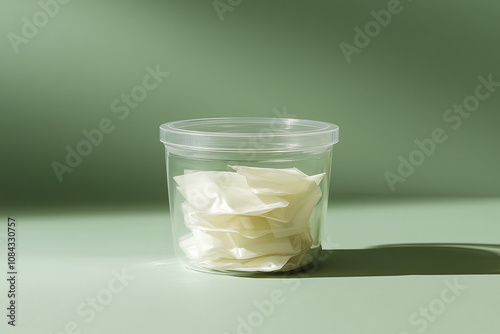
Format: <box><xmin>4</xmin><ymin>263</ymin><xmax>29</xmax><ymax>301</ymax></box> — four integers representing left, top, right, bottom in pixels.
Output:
<box><xmin>160</xmin><ymin>117</ymin><xmax>339</xmax><ymax>274</ymax></box>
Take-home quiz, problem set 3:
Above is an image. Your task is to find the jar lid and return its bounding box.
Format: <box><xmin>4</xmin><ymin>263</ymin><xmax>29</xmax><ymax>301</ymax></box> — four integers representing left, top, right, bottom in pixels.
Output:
<box><xmin>160</xmin><ymin>117</ymin><xmax>339</xmax><ymax>152</ymax></box>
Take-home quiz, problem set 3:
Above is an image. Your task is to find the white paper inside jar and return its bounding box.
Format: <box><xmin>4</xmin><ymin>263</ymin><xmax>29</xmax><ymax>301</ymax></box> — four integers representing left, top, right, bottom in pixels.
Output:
<box><xmin>174</xmin><ymin>166</ymin><xmax>325</xmax><ymax>272</ymax></box>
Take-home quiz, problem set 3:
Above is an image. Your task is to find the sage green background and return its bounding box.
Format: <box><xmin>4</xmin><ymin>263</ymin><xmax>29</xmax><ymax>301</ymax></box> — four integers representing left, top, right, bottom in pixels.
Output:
<box><xmin>1</xmin><ymin>0</ymin><xmax>500</xmax><ymax>207</ymax></box>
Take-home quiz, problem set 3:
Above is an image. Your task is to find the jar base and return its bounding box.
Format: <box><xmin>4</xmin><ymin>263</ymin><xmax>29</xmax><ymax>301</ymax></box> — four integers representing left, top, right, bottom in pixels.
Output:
<box><xmin>182</xmin><ymin>247</ymin><xmax>323</xmax><ymax>277</ymax></box>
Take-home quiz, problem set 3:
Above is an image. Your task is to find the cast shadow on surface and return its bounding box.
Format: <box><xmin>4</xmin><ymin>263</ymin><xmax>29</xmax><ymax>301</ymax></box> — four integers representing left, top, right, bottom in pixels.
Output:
<box><xmin>258</xmin><ymin>243</ymin><xmax>500</xmax><ymax>278</ymax></box>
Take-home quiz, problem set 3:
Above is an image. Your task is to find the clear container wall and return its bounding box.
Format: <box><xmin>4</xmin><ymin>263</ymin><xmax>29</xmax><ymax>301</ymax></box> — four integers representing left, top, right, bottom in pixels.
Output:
<box><xmin>160</xmin><ymin>118</ymin><xmax>338</xmax><ymax>274</ymax></box>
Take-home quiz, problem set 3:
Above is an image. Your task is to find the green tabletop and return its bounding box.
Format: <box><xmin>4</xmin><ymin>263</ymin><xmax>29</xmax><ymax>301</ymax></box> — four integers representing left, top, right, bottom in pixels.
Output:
<box><xmin>2</xmin><ymin>197</ymin><xmax>499</xmax><ymax>334</ymax></box>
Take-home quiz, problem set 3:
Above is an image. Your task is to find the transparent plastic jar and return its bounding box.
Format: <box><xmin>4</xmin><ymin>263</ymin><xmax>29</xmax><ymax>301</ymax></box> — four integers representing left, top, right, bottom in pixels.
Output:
<box><xmin>160</xmin><ymin>118</ymin><xmax>339</xmax><ymax>274</ymax></box>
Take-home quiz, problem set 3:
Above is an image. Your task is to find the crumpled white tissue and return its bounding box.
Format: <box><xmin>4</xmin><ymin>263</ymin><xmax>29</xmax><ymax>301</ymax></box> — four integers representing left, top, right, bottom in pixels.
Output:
<box><xmin>174</xmin><ymin>166</ymin><xmax>325</xmax><ymax>272</ymax></box>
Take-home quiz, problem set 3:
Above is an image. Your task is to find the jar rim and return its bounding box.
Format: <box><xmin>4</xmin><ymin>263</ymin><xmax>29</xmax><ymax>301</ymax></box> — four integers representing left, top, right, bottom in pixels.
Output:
<box><xmin>160</xmin><ymin>117</ymin><xmax>339</xmax><ymax>152</ymax></box>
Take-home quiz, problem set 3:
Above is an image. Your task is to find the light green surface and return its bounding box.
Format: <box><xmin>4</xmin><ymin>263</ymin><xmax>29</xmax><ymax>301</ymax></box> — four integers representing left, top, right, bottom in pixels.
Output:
<box><xmin>2</xmin><ymin>197</ymin><xmax>499</xmax><ymax>334</ymax></box>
